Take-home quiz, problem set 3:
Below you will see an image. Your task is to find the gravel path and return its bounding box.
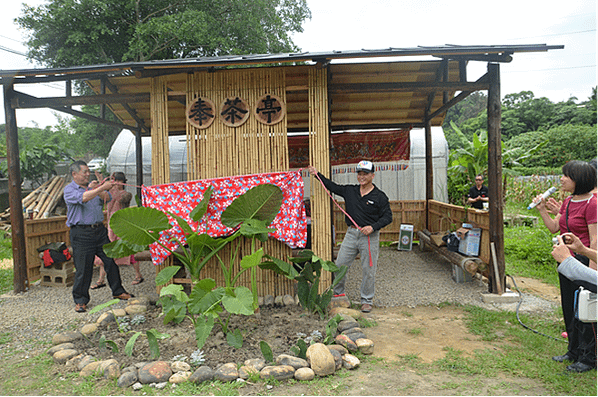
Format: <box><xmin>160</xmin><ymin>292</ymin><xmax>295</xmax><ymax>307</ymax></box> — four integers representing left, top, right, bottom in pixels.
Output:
<box><xmin>0</xmin><ymin>246</ymin><xmax>557</xmax><ymax>355</ymax></box>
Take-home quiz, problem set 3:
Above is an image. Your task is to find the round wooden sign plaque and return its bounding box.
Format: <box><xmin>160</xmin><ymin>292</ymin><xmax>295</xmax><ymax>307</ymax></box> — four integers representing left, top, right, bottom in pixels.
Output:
<box><xmin>186</xmin><ymin>97</ymin><xmax>216</xmax><ymax>129</ymax></box>
<box><xmin>255</xmin><ymin>94</ymin><xmax>285</xmax><ymax>125</ymax></box>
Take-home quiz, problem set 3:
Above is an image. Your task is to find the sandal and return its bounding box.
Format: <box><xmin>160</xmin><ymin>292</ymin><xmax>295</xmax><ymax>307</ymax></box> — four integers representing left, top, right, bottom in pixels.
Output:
<box><xmin>131</xmin><ymin>277</ymin><xmax>144</xmax><ymax>285</ymax></box>
<box><xmin>90</xmin><ymin>281</ymin><xmax>106</xmax><ymax>290</ymax></box>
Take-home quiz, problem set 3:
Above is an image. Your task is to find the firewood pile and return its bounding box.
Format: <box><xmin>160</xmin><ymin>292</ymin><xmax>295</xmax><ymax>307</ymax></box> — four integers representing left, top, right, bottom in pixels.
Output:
<box><xmin>0</xmin><ymin>175</ymin><xmax>67</xmax><ymax>223</ymax></box>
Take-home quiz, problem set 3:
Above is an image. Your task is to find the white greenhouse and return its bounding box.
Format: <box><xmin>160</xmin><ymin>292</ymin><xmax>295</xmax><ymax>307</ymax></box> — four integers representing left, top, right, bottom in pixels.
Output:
<box><xmin>107</xmin><ymin>127</ymin><xmax>449</xmax><ymax>203</ymax></box>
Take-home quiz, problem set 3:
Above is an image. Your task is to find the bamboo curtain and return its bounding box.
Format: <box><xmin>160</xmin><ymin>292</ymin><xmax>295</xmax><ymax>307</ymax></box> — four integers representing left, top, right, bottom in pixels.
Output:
<box><xmin>308</xmin><ymin>67</ymin><xmax>333</xmax><ymax>291</ymax></box>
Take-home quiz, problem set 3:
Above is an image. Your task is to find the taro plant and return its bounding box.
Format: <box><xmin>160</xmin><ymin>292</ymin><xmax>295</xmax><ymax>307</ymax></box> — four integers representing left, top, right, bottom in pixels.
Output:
<box><xmin>88</xmin><ymin>299</ymin><xmax>169</xmax><ymax>358</ymax></box>
<box><xmin>262</xmin><ymin>250</ymin><xmax>347</xmax><ymax>319</ymax></box>
<box><xmin>104</xmin><ymin>183</ymin><xmax>296</xmax><ymax>350</ymax></box>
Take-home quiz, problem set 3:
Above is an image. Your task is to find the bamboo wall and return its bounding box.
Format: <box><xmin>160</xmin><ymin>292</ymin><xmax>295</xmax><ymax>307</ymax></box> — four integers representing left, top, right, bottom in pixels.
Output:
<box><xmin>150</xmin><ymin>76</ymin><xmax>175</xmax><ymax>281</ymax></box>
<box><xmin>150</xmin><ymin>68</ymin><xmax>296</xmax><ymax>295</ymax></box>
<box><xmin>308</xmin><ymin>67</ymin><xmax>333</xmax><ymax>291</ymax></box>
<box><xmin>427</xmin><ymin>199</ymin><xmax>490</xmax><ymax>264</ymax></box>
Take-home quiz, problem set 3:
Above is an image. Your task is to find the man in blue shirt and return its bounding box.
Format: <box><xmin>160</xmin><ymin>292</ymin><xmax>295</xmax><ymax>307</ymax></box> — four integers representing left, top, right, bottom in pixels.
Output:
<box><xmin>63</xmin><ymin>160</ymin><xmax>132</xmax><ymax>312</ymax></box>
<box><xmin>308</xmin><ymin>160</ymin><xmax>392</xmax><ymax>313</ymax></box>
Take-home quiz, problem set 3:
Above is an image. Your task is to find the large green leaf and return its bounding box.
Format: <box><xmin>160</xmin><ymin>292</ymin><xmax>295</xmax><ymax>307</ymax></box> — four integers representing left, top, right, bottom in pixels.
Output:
<box><xmin>222</xmin><ymin>286</ymin><xmax>254</xmax><ymax>315</ymax></box>
<box><xmin>239</xmin><ymin>219</ymin><xmax>275</xmax><ymax>238</ymax></box>
<box><xmin>260</xmin><ymin>255</ymin><xmax>299</xmax><ymax>279</ymax></box>
<box><xmin>110</xmin><ymin>207</ymin><xmax>171</xmax><ymax>245</ymax></box>
<box><xmin>221</xmin><ymin>184</ymin><xmax>283</xmax><ymax>228</ymax></box>
<box><xmin>259</xmin><ymin>340</ymin><xmax>274</xmax><ymax>363</ymax></box>
<box><xmin>190</xmin><ymin>186</ymin><xmax>213</xmax><ymax>222</ymax></box>
<box><xmin>155</xmin><ymin>266</ymin><xmax>181</xmax><ymax>286</ymax></box>
<box><xmin>125</xmin><ymin>332</ymin><xmax>142</xmax><ymax>356</ymax></box>
<box><xmin>226</xmin><ymin>329</ymin><xmax>243</xmax><ymax>349</ymax></box>
<box><xmin>159</xmin><ymin>283</ymin><xmax>188</xmax><ymax>302</ymax></box>
<box><xmin>194</xmin><ymin>315</ymin><xmax>215</xmax><ymax>350</ymax></box>
<box><xmin>240</xmin><ymin>248</ymin><xmax>264</xmax><ymax>269</ymax></box>
<box><xmin>188</xmin><ymin>285</ymin><xmax>225</xmax><ymax>315</ymax></box>
<box><xmin>103</xmin><ymin>239</ymin><xmax>148</xmax><ymax>258</ymax></box>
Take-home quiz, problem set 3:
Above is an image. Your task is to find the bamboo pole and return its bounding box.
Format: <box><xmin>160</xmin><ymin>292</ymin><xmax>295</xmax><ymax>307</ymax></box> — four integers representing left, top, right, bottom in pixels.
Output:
<box><xmin>32</xmin><ymin>175</ymin><xmax>62</xmax><ymax>217</ymax></box>
<box><xmin>42</xmin><ymin>177</ymin><xmax>65</xmax><ymax>218</ymax></box>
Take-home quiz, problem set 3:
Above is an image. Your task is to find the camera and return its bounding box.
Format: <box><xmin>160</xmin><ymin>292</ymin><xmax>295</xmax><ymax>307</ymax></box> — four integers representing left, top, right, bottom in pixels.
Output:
<box><xmin>552</xmin><ymin>235</ymin><xmax>572</xmax><ymax>245</ymax></box>
<box><xmin>576</xmin><ymin>287</ymin><xmax>597</xmax><ymax>323</ymax></box>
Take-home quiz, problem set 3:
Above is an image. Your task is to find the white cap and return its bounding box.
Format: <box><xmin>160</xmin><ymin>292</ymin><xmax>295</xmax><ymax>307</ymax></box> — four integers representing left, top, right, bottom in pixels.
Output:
<box><xmin>356</xmin><ymin>160</ymin><xmax>374</xmax><ymax>173</ymax></box>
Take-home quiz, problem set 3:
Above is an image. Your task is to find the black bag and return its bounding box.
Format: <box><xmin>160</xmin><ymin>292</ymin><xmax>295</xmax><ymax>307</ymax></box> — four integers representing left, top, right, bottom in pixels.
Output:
<box><xmin>37</xmin><ymin>242</ymin><xmax>71</xmax><ymax>267</ymax></box>
<box><xmin>442</xmin><ymin>232</ymin><xmax>460</xmax><ymax>252</ymax></box>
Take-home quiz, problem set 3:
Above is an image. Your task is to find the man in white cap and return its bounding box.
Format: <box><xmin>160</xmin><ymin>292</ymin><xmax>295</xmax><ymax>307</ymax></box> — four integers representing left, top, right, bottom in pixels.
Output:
<box><xmin>308</xmin><ymin>160</ymin><xmax>392</xmax><ymax>312</ymax></box>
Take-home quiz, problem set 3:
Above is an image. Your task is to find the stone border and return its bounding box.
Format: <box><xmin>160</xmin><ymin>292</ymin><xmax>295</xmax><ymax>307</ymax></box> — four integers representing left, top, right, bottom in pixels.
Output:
<box><xmin>48</xmin><ymin>295</ymin><xmax>375</xmax><ymax>389</ymax></box>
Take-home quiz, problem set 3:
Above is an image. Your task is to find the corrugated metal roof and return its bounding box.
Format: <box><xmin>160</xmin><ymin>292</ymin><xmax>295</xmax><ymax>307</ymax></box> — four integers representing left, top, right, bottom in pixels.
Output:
<box><xmin>0</xmin><ymin>44</ymin><xmax>562</xmax><ymax>78</ymax></box>
<box><xmin>1</xmin><ymin>44</ymin><xmax>564</xmax><ymax>132</ymax></box>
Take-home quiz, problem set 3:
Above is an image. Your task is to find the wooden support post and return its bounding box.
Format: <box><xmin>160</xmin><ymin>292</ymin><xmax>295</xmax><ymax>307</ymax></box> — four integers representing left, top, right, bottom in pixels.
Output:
<box><xmin>135</xmin><ymin>124</ymin><xmax>143</xmax><ymax>199</ymax></box>
<box><xmin>487</xmin><ymin>63</ymin><xmax>505</xmax><ymax>294</ymax></box>
<box><xmin>3</xmin><ymin>84</ymin><xmax>28</xmax><ymax>293</ymax></box>
<box><xmin>424</xmin><ymin>117</ymin><xmax>433</xmax><ymax>230</ymax></box>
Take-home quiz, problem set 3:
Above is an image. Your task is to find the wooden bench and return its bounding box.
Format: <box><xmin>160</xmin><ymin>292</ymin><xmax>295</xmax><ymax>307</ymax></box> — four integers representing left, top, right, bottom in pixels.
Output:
<box><xmin>417</xmin><ymin>230</ymin><xmax>487</xmax><ymax>277</ymax></box>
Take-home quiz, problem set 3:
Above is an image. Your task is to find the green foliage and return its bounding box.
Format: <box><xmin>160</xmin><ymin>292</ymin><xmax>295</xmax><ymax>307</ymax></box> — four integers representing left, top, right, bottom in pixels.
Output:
<box><xmin>17</xmin><ymin>0</ymin><xmax>311</xmax><ymax>67</ymax></box>
<box><xmin>273</xmin><ymin>250</ymin><xmax>347</xmax><ymax>319</ymax></box>
<box><xmin>506</xmin><ymin>124</ymin><xmax>597</xmax><ymax>169</ymax></box>
<box><xmin>107</xmin><ymin>183</ymin><xmax>292</xmax><ymax>350</ymax></box>
<box><xmin>447</xmin><ymin>120</ymin><xmax>488</xmax><ymax>183</ymax></box>
<box><xmin>260</xmin><ymin>340</ymin><xmax>274</xmax><ymax>363</ymax></box>
<box><xmin>290</xmin><ymin>338</ymin><xmax>308</xmax><ymax>359</ymax></box>
<box><xmin>0</xmin><ymin>143</ymin><xmax>71</xmax><ymax>187</ymax></box>
<box><xmin>0</xmin><ymin>268</ymin><xmax>12</xmax><ymax>295</ymax></box>
<box><xmin>0</xmin><ymin>231</ymin><xmax>12</xmax><ymax>260</ymax></box>
<box><xmin>323</xmin><ymin>314</ymin><xmax>343</xmax><ymax>344</ymax></box>
<box><xmin>504</xmin><ymin>175</ymin><xmax>561</xmax><ymax>211</ymax></box>
<box><xmin>504</xmin><ymin>226</ymin><xmax>558</xmax><ymax>286</ymax></box>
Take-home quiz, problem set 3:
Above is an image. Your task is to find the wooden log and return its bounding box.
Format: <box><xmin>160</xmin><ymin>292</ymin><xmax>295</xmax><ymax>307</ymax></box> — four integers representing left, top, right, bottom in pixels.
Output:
<box><xmin>39</xmin><ymin>177</ymin><xmax>65</xmax><ymax>218</ymax></box>
<box><xmin>33</xmin><ymin>176</ymin><xmax>62</xmax><ymax>218</ymax></box>
<box><xmin>417</xmin><ymin>230</ymin><xmax>484</xmax><ymax>276</ymax></box>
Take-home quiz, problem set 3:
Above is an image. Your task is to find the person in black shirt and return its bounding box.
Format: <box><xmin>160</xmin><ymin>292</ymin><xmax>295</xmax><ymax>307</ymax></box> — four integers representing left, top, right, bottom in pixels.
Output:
<box><xmin>467</xmin><ymin>174</ymin><xmax>489</xmax><ymax>209</ymax></box>
<box><xmin>308</xmin><ymin>160</ymin><xmax>392</xmax><ymax>313</ymax></box>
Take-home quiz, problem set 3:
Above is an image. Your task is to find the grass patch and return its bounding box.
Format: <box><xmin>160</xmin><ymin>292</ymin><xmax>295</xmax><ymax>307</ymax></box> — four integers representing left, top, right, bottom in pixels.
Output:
<box><xmin>407</xmin><ymin>327</ymin><xmax>423</xmax><ymax>336</ymax></box>
<box><xmin>0</xmin><ymin>267</ymin><xmax>12</xmax><ymax>295</ymax></box>
<box><xmin>436</xmin><ymin>305</ymin><xmax>596</xmax><ymax>395</ymax></box>
<box><xmin>504</xmin><ymin>225</ymin><xmax>559</xmax><ymax>286</ymax></box>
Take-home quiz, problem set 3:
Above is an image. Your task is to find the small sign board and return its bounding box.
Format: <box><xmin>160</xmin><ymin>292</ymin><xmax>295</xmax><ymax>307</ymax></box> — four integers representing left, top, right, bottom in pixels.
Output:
<box><xmin>398</xmin><ymin>224</ymin><xmax>414</xmax><ymax>251</ymax></box>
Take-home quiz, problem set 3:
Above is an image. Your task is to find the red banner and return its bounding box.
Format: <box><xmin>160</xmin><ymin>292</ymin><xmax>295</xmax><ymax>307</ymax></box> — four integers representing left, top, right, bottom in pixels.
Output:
<box><xmin>288</xmin><ymin>129</ymin><xmax>410</xmax><ymax>168</ymax></box>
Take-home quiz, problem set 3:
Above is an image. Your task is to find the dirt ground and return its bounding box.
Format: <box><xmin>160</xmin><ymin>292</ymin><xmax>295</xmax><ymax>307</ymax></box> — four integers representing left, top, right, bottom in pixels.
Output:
<box><xmin>65</xmin><ymin>276</ymin><xmax>560</xmax><ymax>396</ymax></box>
<box><xmin>2</xmin><ymin>256</ymin><xmax>562</xmax><ymax>395</ymax></box>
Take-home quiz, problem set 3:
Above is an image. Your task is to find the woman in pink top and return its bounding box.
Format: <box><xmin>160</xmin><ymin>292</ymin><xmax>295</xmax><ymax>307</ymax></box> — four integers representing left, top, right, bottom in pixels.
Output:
<box><xmin>535</xmin><ymin>160</ymin><xmax>597</xmax><ymax>373</ymax></box>
<box><xmin>91</xmin><ymin>172</ymin><xmax>144</xmax><ymax>288</ymax></box>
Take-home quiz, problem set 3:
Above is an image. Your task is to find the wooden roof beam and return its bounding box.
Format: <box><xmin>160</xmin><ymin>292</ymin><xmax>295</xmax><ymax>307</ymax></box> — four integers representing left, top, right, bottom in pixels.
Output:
<box><xmin>12</xmin><ymin>91</ymin><xmax>141</xmax><ymax>132</ymax></box>
<box><xmin>12</xmin><ymin>91</ymin><xmax>150</xmax><ymax>108</ymax></box>
<box><xmin>102</xmin><ymin>78</ymin><xmax>151</xmax><ymax>134</ymax></box>
<box><xmin>328</xmin><ymin>81</ymin><xmax>488</xmax><ymax>94</ymax></box>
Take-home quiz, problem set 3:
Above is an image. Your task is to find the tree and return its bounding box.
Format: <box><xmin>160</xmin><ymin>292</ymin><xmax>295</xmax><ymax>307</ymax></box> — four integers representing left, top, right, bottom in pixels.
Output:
<box><xmin>506</xmin><ymin>124</ymin><xmax>597</xmax><ymax>169</ymax></box>
<box><xmin>17</xmin><ymin>0</ymin><xmax>311</xmax><ymax>67</ymax></box>
<box><xmin>447</xmin><ymin>121</ymin><xmax>546</xmax><ymax>206</ymax></box>
<box><xmin>443</xmin><ymin>91</ymin><xmax>487</xmax><ymax>149</ymax></box>
<box><xmin>16</xmin><ymin>0</ymin><xmax>311</xmax><ymax>159</ymax></box>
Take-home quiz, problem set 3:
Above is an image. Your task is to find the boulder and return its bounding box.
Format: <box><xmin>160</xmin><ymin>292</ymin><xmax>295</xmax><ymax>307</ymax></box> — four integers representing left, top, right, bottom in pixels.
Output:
<box><xmin>342</xmin><ymin>354</ymin><xmax>360</xmax><ymax>369</ymax></box>
<box><xmin>294</xmin><ymin>367</ymin><xmax>315</xmax><ymax>381</ymax></box>
<box><xmin>356</xmin><ymin>338</ymin><xmax>374</xmax><ymax>355</ymax></box>
<box><xmin>334</xmin><ymin>334</ymin><xmax>358</xmax><ymax>352</ymax></box>
<box><xmin>117</xmin><ymin>371</ymin><xmax>138</xmax><ymax>388</ymax></box>
<box><xmin>189</xmin><ymin>366</ymin><xmax>214</xmax><ymax>384</ymax></box>
<box><xmin>138</xmin><ymin>361</ymin><xmax>172</xmax><ymax>384</ymax></box>
<box><xmin>276</xmin><ymin>354</ymin><xmax>309</xmax><ymax>369</ymax></box>
<box><xmin>52</xmin><ymin>331</ymin><xmax>83</xmax><ymax>345</ymax></box>
<box><xmin>53</xmin><ymin>349</ymin><xmax>79</xmax><ymax>364</ymax></box>
<box><xmin>214</xmin><ymin>363</ymin><xmax>238</xmax><ymax>382</ymax></box>
<box><xmin>259</xmin><ymin>365</ymin><xmax>295</xmax><ymax>380</ymax></box>
<box><xmin>305</xmin><ymin>343</ymin><xmax>336</xmax><ymax>376</ymax></box>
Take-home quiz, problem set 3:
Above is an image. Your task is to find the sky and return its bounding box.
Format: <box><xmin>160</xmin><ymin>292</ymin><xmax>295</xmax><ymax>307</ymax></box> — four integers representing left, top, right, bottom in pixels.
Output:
<box><xmin>0</xmin><ymin>0</ymin><xmax>595</xmax><ymax>128</ymax></box>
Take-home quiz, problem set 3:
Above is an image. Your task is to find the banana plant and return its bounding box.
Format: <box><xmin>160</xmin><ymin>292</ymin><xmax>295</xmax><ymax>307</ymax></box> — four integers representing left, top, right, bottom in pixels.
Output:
<box><xmin>104</xmin><ymin>183</ymin><xmax>294</xmax><ymax>349</ymax></box>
